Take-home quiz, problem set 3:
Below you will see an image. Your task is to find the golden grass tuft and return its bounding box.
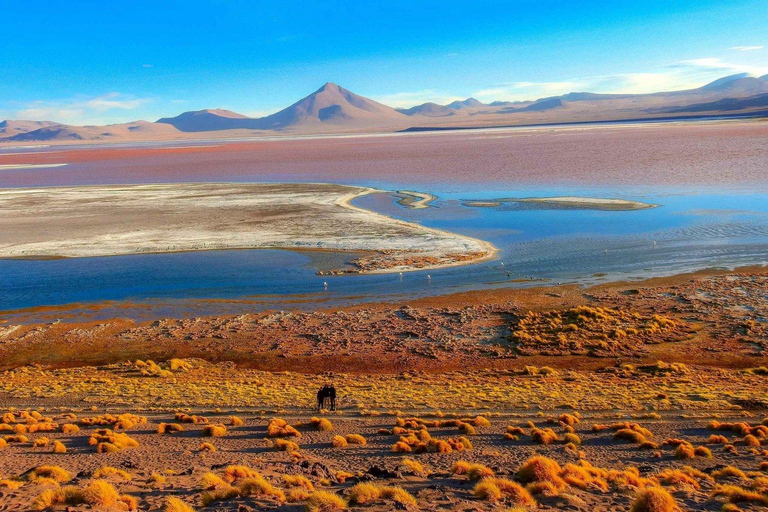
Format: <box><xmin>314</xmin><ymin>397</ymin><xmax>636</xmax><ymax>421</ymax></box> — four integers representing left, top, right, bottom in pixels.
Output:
<box><xmin>93</xmin><ymin>466</ymin><xmax>132</xmax><ymax>480</ymax></box>
<box><xmin>344</xmin><ymin>434</ymin><xmax>366</xmax><ymax>445</ymax></box>
<box><xmin>531</xmin><ymin>427</ymin><xmax>559</xmax><ymax>444</ymax></box>
<box><xmin>31</xmin><ymin>466</ymin><xmax>72</xmax><ymax>483</ymax></box>
<box><xmin>222</xmin><ymin>465</ymin><xmax>260</xmax><ymax>483</ymax></box>
<box><xmin>274</xmin><ymin>438</ymin><xmax>300</xmax><ymax>451</ymax></box>
<box><xmin>238</xmin><ymin>476</ymin><xmax>286</xmax><ymax>501</ymax></box>
<box><xmin>674</xmin><ymin>443</ymin><xmax>696</xmax><ymax>459</ymax></box>
<box><xmin>82</xmin><ymin>480</ymin><xmax>122</xmax><ymax>508</ymax></box>
<box><xmin>629</xmin><ymin>487</ymin><xmax>679</xmax><ymax>512</ymax></box>
<box><xmin>304</xmin><ymin>490</ymin><xmax>348</xmax><ymax>511</ymax></box>
<box><xmin>467</xmin><ymin>463</ymin><xmax>495</xmax><ymax>481</ymax></box>
<box><xmin>61</xmin><ymin>423</ymin><xmax>79</xmax><ymax>435</ymax></box>
<box><xmin>165</xmin><ymin>496</ymin><xmax>196</xmax><ymax>512</ymax></box>
<box><xmin>379</xmin><ymin>486</ymin><xmax>417</xmax><ymax>506</ymax></box>
<box><xmin>348</xmin><ymin>483</ymin><xmax>381</xmax><ymax>505</ymax></box>
<box><xmin>157</xmin><ymin>422</ymin><xmax>184</xmax><ymax>434</ymax></box>
<box><xmin>201</xmin><ymin>424</ymin><xmax>227</xmax><ymax>437</ymax></box>
<box><xmin>391</xmin><ymin>440</ymin><xmax>411</xmax><ymax>452</ymax></box>
<box><xmin>267</xmin><ymin>417</ymin><xmax>301</xmax><ymax>438</ymax></box>
<box><xmin>517</xmin><ymin>456</ymin><xmax>565</xmax><ymax>489</ymax></box>
<box><xmin>199</xmin><ymin>442</ymin><xmax>216</xmax><ymax>452</ymax></box>
<box><xmin>331</xmin><ymin>435</ymin><xmax>348</xmax><ymax>448</ymax></box>
<box><xmin>287</xmin><ymin>487</ymin><xmax>312</xmax><ymax>502</ymax></box>
<box><xmin>310</xmin><ymin>417</ymin><xmax>334</xmax><ymax>431</ymax></box>
<box><xmin>284</xmin><ymin>474</ymin><xmax>314</xmax><ymax>491</ymax></box>
<box><xmin>229</xmin><ymin>415</ymin><xmax>244</xmax><ymax>427</ymax></box>
<box><xmin>711</xmin><ymin>484</ymin><xmax>768</xmax><ymax>506</ymax></box>
<box><xmin>712</xmin><ymin>466</ymin><xmax>747</xmax><ymax>480</ymax></box>
<box><xmin>398</xmin><ymin>458</ymin><xmax>427</xmax><ymax>477</ymax></box>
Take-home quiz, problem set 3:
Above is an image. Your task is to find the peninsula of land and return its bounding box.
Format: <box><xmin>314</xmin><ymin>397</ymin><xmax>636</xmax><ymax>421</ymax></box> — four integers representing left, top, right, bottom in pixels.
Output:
<box><xmin>0</xmin><ymin>183</ymin><xmax>495</xmax><ymax>274</ymax></box>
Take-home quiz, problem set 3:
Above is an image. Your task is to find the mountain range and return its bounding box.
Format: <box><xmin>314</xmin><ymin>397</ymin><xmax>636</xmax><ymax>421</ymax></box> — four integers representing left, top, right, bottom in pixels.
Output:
<box><xmin>3</xmin><ymin>74</ymin><xmax>768</xmax><ymax>143</ymax></box>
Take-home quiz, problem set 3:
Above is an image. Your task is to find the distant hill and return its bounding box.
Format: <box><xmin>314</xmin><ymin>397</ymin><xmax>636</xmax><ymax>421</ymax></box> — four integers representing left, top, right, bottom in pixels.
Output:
<box><xmin>397</xmin><ymin>102</ymin><xmax>455</xmax><ymax>117</ymax></box>
<box><xmin>7</xmin><ymin>121</ymin><xmax>181</xmax><ymax>142</ymax></box>
<box><xmin>662</xmin><ymin>93</ymin><xmax>768</xmax><ymax>114</ymax></box>
<box><xmin>4</xmin><ymin>74</ymin><xmax>768</xmax><ymax>142</ymax></box>
<box><xmin>0</xmin><ymin>120</ymin><xmax>59</xmax><ymax>135</ymax></box>
<box><xmin>446</xmin><ymin>98</ymin><xmax>485</xmax><ymax>109</ymax></box>
<box><xmin>253</xmin><ymin>82</ymin><xmax>406</xmax><ymax>130</ymax></box>
<box><xmin>157</xmin><ymin>109</ymin><xmax>257</xmax><ymax>132</ymax></box>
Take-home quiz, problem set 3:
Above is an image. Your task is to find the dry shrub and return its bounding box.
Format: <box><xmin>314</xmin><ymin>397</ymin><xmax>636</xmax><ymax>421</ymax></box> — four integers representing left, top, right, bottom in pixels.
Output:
<box><xmin>467</xmin><ymin>464</ymin><xmax>495</xmax><ymax>481</ymax></box>
<box><xmin>201</xmin><ymin>424</ymin><xmax>227</xmax><ymax>437</ymax></box>
<box><xmin>274</xmin><ymin>438</ymin><xmax>300</xmax><ymax>452</ymax></box>
<box><xmin>199</xmin><ymin>442</ymin><xmax>216</xmax><ymax>452</ymax></box>
<box><xmin>712</xmin><ymin>466</ymin><xmax>747</xmax><ymax>480</ymax></box>
<box><xmin>61</xmin><ymin>424</ymin><xmax>79</xmax><ymax>435</ymax></box>
<box><xmin>474</xmin><ymin>477</ymin><xmax>535</xmax><ymax>505</ymax></box>
<box><xmin>331</xmin><ymin>435</ymin><xmax>348</xmax><ymax>448</ymax></box>
<box><xmin>398</xmin><ymin>458</ymin><xmax>427</xmax><ymax>477</ymax></box>
<box><xmin>157</xmin><ymin>422</ymin><xmax>184</xmax><ymax>434</ymax></box>
<box><xmin>451</xmin><ymin>461</ymin><xmax>471</xmax><ymax>475</ymax></box>
<box><xmin>348</xmin><ymin>483</ymin><xmax>381</xmax><ymax>505</ymax></box>
<box><xmin>531</xmin><ymin>427</ymin><xmax>558</xmax><ymax>444</ymax></box>
<box><xmin>223</xmin><ymin>465</ymin><xmax>260</xmax><ymax>483</ymax></box>
<box><xmin>559</xmin><ymin>413</ymin><xmax>580</xmax><ymax>426</ymax></box>
<box><xmin>201</xmin><ymin>472</ymin><xmax>228</xmax><ymax>490</ymax></box>
<box><xmin>694</xmin><ymin>446</ymin><xmax>712</xmax><ymax>458</ymax></box>
<box><xmin>267</xmin><ymin>418</ymin><xmax>301</xmax><ymax>438</ymax></box>
<box><xmin>707</xmin><ymin>435</ymin><xmax>728</xmax><ymax>444</ymax></box>
<box><xmin>563</xmin><ymin>433</ymin><xmax>582</xmax><ymax>445</ymax></box>
<box><xmin>344</xmin><ymin>434</ymin><xmax>366</xmax><ymax>445</ymax></box>
<box><xmin>379</xmin><ymin>486</ymin><xmax>417</xmax><ymax>506</ymax></box>
<box><xmin>284</xmin><ymin>474</ymin><xmax>314</xmax><ymax>491</ymax></box>
<box><xmin>712</xmin><ymin>484</ymin><xmax>768</xmax><ymax>506</ymax></box>
<box><xmin>674</xmin><ymin>443</ymin><xmax>696</xmax><ymax>459</ymax></box>
<box><xmin>304</xmin><ymin>490</ymin><xmax>348</xmax><ymax>511</ymax></box>
<box><xmin>229</xmin><ymin>416</ymin><xmax>244</xmax><ymax>427</ymax></box>
<box><xmin>0</xmin><ymin>478</ymin><xmax>23</xmax><ymax>489</ymax></box>
<box><xmin>33</xmin><ymin>437</ymin><xmax>50</xmax><ymax>448</ymax></box>
<box><xmin>238</xmin><ymin>476</ymin><xmax>286</xmax><ymax>501</ymax></box>
<box><xmin>93</xmin><ymin>466</ymin><xmax>132</xmax><ymax>480</ymax></box>
<box><xmin>391</xmin><ymin>441</ymin><xmax>411</xmax><ymax>453</ymax></box>
<box><xmin>83</xmin><ymin>480</ymin><xmax>122</xmax><ymax>508</ymax></box>
<box><xmin>287</xmin><ymin>487</ymin><xmax>312</xmax><ymax>502</ymax></box>
<box><xmin>165</xmin><ymin>496</ymin><xmax>195</xmax><ymax>512</ymax></box>
<box><xmin>614</xmin><ymin>429</ymin><xmax>647</xmax><ymax>444</ymax></box>
<box><xmin>656</xmin><ymin>468</ymin><xmax>701</xmax><ymax>490</ymax></box>
<box><xmin>174</xmin><ymin>413</ymin><xmax>208</xmax><ymax>424</ymax></box>
<box><xmin>88</xmin><ymin>429</ymin><xmax>139</xmax><ymax>452</ymax></box>
<box><xmin>629</xmin><ymin>487</ymin><xmax>679</xmax><ymax>512</ymax></box>
<box><xmin>310</xmin><ymin>417</ymin><xmax>333</xmax><ymax>431</ymax></box>
<box><xmin>470</xmin><ymin>415</ymin><xmax>491</xmax><ymax>427</ymax></box>
<box><xmin>31</xmin><ymin>466</ymin><xmax>72</xmax><ymax>483</ymax></box>
<box><xmin>517</xmin><ymin>456</ymin><xmax>566</xmax><ymax>490</ymax></box>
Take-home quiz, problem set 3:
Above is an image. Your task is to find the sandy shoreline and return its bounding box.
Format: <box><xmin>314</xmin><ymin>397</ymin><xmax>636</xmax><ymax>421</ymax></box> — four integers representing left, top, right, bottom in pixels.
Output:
<box><xmin>0</xmin><ymin>183</ymin><xmax>496</xmax><ymax>274</ymax></box>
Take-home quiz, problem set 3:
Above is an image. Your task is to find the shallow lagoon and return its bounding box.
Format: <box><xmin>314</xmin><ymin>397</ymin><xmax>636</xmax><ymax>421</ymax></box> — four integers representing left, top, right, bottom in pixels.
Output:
<box><xmin>2</xmin><ymin>183</ymin><xmax>767</xmax><ymax>322</ymax></box>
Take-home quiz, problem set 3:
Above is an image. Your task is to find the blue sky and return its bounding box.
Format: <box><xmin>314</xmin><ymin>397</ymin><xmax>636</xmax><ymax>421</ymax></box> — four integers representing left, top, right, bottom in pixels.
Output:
<box><xmin>1</xmin><ymin>0</ymin><xmax>767</xmax><ymax>124</ymax></box>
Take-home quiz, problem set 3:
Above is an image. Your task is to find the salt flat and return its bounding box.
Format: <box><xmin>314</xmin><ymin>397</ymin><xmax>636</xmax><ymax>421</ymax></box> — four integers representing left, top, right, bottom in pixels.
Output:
<box><xmin>0</xmin><ymin>183</ymin><xmax>495</xmax><ymax>273</ymax></box>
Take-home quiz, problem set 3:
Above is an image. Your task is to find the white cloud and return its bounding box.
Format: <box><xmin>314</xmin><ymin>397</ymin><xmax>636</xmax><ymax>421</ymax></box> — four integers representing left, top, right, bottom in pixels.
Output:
<box><xmin>469</xmin><ymin>57</ymin><xmax>768</xmax><ymax>103</ymax></box>
<box><xmin>730</xmin><ymin>45</ymin><xmax>763</xmax><ymax>52</ymax></box>
<box><xmin>4</xmin><ymin>93</ymin><xmax>153</xmax><ymax>125</ymax></box>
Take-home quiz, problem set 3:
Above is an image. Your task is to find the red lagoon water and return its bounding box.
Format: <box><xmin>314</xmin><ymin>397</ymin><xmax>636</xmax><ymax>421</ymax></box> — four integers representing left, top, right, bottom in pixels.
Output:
<box><xmin>1</xmin><ymin>121</ymin><xmax>768</xmax><ymax>190</ymax></box>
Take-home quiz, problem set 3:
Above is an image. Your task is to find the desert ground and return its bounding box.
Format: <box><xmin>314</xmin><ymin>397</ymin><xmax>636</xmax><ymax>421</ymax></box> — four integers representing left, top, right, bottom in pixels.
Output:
<box><xmin>0</xmin><ymin>183</ymin><xmax>493</xmax><ymax>274</ymax></box>
<box><xmin>1</xmin><ymin>268</ymin><xmax>766</xmax><ymax>511</ymax></box>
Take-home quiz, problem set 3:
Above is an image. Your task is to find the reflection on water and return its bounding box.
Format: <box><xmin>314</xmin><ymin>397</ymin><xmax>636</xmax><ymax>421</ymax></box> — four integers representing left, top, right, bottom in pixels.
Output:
<box><xmin>1</xmin><ymin>186</ymin><xmax>767</xmax><ymax>322</ymax></box>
